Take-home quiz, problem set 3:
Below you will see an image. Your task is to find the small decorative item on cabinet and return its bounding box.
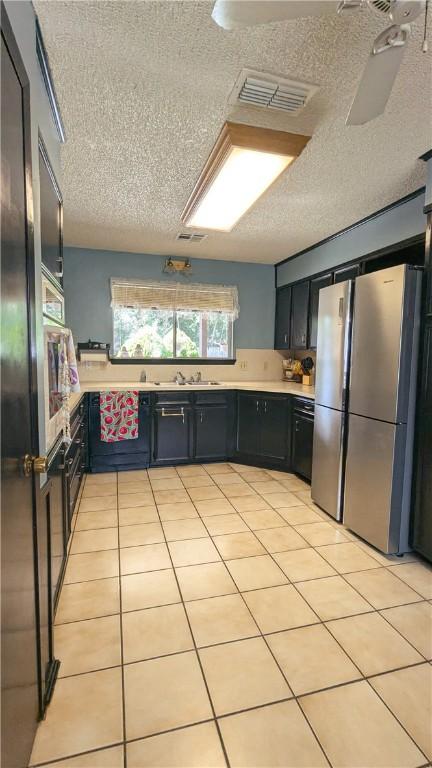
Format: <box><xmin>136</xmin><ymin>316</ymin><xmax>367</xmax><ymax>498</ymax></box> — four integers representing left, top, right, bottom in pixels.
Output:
<box><xmin>292</xmin><ymin>360</ymin><xmax>303</xmax><ymax>382</ymax></box>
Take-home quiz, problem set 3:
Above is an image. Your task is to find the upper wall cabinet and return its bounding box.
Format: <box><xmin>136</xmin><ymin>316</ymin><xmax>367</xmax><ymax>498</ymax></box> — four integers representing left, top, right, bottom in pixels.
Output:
<box><xmin>275</xmin><ymin>286</ymin><xmax>292</xmax><ymax>349</ymax></box>
<box><xmin>333</xmin><ymin>263</ymin><xmax>361</xmax><ymax>283</ymax></box>
<box><xmin>39</xmin><ymin>139</ymin><xmax>63</xmax><ymax>290</ymax></box>
<box><xmin>309</xmin><ymin>273</ymin><xmax>332</xmax><ymax>349</ymax></box>
<box><xmin>290</xmin><ymin>281</ymin><xmax>310</xmax><ymax>350</ymax></box>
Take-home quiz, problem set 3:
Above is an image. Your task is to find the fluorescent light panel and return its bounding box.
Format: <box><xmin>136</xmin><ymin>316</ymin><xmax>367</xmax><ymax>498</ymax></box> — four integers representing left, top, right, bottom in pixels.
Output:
<box><xmin>188</xmin><ymin>147</ymin><xmax>294</xmax><ymax>232</ymax></box>
<box><xmin>181</xmin><ymin>122</ymin><xmax>311</xmax><ymax>232</ymax></box>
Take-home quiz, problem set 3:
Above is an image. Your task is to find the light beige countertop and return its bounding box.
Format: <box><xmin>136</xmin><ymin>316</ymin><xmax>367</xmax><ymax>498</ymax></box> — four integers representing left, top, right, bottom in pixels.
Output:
<box><xmin>72</xmin><ymin>380</ymin><xmax>315</xmax><ymax>401</ymax></box>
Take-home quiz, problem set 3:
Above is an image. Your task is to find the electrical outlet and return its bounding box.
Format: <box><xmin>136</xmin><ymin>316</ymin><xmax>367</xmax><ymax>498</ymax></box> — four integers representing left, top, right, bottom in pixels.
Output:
<box><xmin>239</xmin><ymin>360</ymin><xmax>248</xmax><ymax>370</ymax></box>
<box><xmin>263</xmin><ymin>361</ymin><xmax>268</xmax><ymax>371</ymax></box>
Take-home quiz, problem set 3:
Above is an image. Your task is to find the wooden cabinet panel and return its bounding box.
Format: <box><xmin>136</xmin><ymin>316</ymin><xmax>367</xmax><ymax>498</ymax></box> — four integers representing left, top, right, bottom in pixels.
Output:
<box><xmin>259</xmin><ymin>396</ymin><xmax>289</xmax><ymax>461</ymax></box>
<box><xmin>309</xmin><ymin>273</ymin><xmax>332</xmax><ymax>349</ymax></box>
<box><xmin>194</xmin><ymin>405</ymin><xmax>229</xmax><ymax>460</ymax></box>
<box><xmin>291</xmin><ymin>412</ymin><xmax>314</xmax><ymax>480</ymax></box>
<box><xmin>275</xmin><ymin>286</ymin><xmax>292</xmax><ymax>349</ymax></box>
<box><xmin>237</xmin><ymin>394</ymin><xmax>260</xmax><ymax>456</ymax></box>
<box><xmin>153</xmin><ymin>405</ymin><xmax>192</xmax><ymax>464</ymax></box>
<box><xmin>333</xmin><ymin>263</ymin><xmax>361</xmax><ymax>283</ymax></box>
<box><xmin>290</xmin><ymin>281</ymin><xmax>310</xmax><ymax>350</ymax></box>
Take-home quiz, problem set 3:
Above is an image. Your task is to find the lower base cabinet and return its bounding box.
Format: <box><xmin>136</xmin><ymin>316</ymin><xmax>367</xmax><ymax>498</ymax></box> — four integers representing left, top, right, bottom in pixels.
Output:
<box><xmin>89</xmin><ymin>393</ymin><xmax>150</xmax><ymax>472</ymax></box>
<box><xmin>194</xmin><ymin>404</ymin><xmax>231</xmax><ymax>461</ymax></box>
<box><xmin>236</xmin><ymin>392</ymin><xmax>291</xmax><ymax>466</ymax></box>
<box><xmin>291</xmin><ymin>398</ymin><xmax>315</xmax><ymax>481</ymax></box>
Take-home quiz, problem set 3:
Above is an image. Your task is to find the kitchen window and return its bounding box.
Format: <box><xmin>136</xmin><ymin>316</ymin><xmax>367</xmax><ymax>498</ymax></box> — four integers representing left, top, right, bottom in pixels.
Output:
<box><xmin>111</xmin><ymin>278</ymin><xmax>238</xmax><ymax>360</ymax></box>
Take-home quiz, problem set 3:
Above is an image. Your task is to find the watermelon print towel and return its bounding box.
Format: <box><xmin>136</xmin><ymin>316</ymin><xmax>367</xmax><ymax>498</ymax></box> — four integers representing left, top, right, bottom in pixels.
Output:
<box><xmin>100</xmin><ymin>391</ymin><xmax>139</xmax><ymax>442</ymax></box>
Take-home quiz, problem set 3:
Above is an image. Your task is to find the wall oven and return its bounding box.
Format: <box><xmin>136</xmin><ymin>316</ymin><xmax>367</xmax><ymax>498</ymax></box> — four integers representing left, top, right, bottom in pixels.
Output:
<box><xmin>42</xmin><ymin>273</ymin><xmax>65</xmax><ymax>327</ymax></box>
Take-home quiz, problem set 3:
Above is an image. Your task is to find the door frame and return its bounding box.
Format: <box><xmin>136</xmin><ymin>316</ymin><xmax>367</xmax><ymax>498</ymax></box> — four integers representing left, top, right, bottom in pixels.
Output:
<box><xmin>1</xmin><ymin>0</ymin><xmax>43</xmax><ymax>715</ymax></box>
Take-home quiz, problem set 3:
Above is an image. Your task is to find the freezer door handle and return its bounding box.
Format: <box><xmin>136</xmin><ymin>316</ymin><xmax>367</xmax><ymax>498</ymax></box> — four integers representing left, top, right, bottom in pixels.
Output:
<box><xmin>338</xmin><ymin>297</ymin><xmax>344</xmax><ymax>321</ymax></box>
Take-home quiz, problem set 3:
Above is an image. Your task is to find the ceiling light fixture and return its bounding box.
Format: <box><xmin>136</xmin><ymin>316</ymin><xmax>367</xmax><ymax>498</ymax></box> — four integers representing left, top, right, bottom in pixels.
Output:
<box><xmin>163</xmin><ymin>257</ymin><xmax>193</xmax><ymax>277</ymax></box>
<box><xmin>181</xmin><ymin>121</ymin><xmax>311</xmax><ymax>232</ymax></box>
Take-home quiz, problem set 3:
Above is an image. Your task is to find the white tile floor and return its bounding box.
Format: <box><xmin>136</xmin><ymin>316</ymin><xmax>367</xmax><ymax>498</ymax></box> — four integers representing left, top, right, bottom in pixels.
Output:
<box><xmin>29</xmin><ymin>463</ymin><xmax>432</xmax><ymax>768</ymax></box>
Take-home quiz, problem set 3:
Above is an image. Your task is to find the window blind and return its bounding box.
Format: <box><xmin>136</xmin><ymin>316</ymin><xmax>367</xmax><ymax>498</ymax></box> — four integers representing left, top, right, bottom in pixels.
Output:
<box><xmin>110</xmin><ymin>278</ymin><xmax>239</xmax><ymax>318</ymax></box>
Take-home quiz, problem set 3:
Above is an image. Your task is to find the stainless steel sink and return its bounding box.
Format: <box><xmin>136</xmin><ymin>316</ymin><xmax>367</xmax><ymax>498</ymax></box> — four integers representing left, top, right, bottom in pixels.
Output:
<box><xmin>153</xmin><ymin>381</ymin><xmax>220</xmax><ymax>386</ymax></box>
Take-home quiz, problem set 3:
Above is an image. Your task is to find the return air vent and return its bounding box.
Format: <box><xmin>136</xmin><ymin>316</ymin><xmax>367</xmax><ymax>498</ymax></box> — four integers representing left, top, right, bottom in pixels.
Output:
<box><xmin>176</xmin><ymin>232</ymin><xmax>207</xmax><ymax>243</ymax></box>
<box><xmin>229</xmin><ymin>68</ymin><xmax>319</xmax><ymax>116</ymax></box>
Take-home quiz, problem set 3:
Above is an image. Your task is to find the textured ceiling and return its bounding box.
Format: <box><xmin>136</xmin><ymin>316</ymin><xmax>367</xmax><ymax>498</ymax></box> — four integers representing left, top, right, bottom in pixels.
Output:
<box><xmin>35</xmin><ymin>0</ymin><xmax>431</xmax><ymax>264</ymax></box>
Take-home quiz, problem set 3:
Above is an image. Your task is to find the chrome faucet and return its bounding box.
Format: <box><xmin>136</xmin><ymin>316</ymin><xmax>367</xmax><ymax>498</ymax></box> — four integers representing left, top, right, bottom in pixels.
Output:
<box><xmin>175</xmin><ymin>371</ymin><xmax>186</xmax><ymax>384</ymax></box>
<box><xmin>140</xmin><ymin>370</ymin><xmax>147</xmax><ymax>382</ymax></box>
<box><xmin>196</xmin><ymin>371</ymin><xmax>202</xmax><ymax>383</ymax></box>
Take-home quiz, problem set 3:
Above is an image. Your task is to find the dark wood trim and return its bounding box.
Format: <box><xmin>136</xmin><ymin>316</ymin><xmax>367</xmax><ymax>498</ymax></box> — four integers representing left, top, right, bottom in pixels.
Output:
<box><xmin>420</xmin><ymin>149</ymin><xmax>432</xmax><ymax>162</ymax></box>
<box><xmin>276</xmin><ymin>233</ymin><xmax>425</xmax><ymax>290</ymax></box>
<box><xmin>110</xmin><ymin>357</ymin><xmax>237</xmax><ymax>365</ymax></box>
<box><xmin>274</xmin><ymin>187</ymin><xmax>426</xmax><ymax>269</ymax></box>
<box><xmin>35</xmin><ymin>16</ymin><xmax>65</xmax><ymax>142</ymax></box>
<box><xmin>1</xmin><ymin>0</ymin><xmax>43</xmax><ymax>719</ymax></box>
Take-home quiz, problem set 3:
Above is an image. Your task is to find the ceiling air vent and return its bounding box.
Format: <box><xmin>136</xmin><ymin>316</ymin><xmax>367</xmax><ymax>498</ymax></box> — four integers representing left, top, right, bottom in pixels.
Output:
<box><xmin>229</xmin><ymin>68</ymin><xmax>319</xmax><ymax>116</ymax></box>
<box><xmin>176</xmin><ymin>232</ymin><xmax>207</xmax><ymax>243</ymax></box>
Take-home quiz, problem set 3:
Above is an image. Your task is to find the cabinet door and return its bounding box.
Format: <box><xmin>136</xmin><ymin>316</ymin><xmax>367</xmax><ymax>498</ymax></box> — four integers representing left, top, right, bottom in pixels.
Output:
<box><xmin>194</xmin><ymin>405</ymin><xmax>228</xmax><ymax>460</ymax></box>
<box><xmin>275</xmin><ymin>286</ymin><xmax>292</xmax><ymax>349</ymax></box>
<box><xmin>153</xmin><ymin>406</ymin><xmax>192</xmax><ymax>463</ymax></box>
<box><xmin>292</xmin><ymin>413</ymin><xmax>314</xmax><ymax>480</ymax></box>
<box><xmin>290</xmin><ymin>281</ymin><xmax>310</xmax><ymax>349</ymax></box>
<box><xmin>259</xmin><ymin>397</ymin><xmax>289</xmax><ymax>461</ymax></box>
<box><xmin>309</xmin><ymin>273</ymin><xmax>332</xmax><ymax>349</ymax></box>
<box><xmin>333</xmin><ymin>263</ymin><xmax>360</xmax><ymax>283</ymax></box>
<box><xmin>237</xmin><ymin>394</ymin><xmax>260</xmax><ymax>456</ymax></box>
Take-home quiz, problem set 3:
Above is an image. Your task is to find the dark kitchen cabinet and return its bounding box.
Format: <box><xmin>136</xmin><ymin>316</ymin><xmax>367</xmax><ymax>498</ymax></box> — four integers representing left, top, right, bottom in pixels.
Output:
<box><xmin>259</xmin><ymin>396</ymin><xmax>290</xmax><ymax>461</ymax></box>
<box><xmin>153</xmin><ymin>403</ymin><xmax>192</xmax><ymax>464</ymax></box>
<box><xmin>309</xmin><ymin>273</ymin><xmax>332</xmax><ymax>349</ymax></box>
<box><xmin>237</xmin><ymin>393</ymin><xmax>290</xmax><ymax>464</ymax></box>
<box><xmin>275</xmin><ymin>285</ymin><xmax>292</xmax><ymax>349</ymax></box>
<box><xmin>291</xmin><ymin>398</ymin><xmax>314</xmax><ymax>481</ymax></box>
<box><xmin>290</xmin><ymin>281</ymin><xmax>310</xmax><ymax>350</ymax></box>
<box><xmin>194</xmin><ymin>405</ymin><xmax>229</xmax><ymax>460</ymax></box>
<box><xmin>333</xmin><ymin>263</ymin><xmax>361</xmax><ymax>283</ymax></box>
<box><xmin>89</xmin><ymin>393</ymin><xmax>150</xmax><ymax>472</ymax></box>
<box><xmin>237</xmin><ymin>394</ymin><xmax>260</xmax><ymax>456</ymax></box>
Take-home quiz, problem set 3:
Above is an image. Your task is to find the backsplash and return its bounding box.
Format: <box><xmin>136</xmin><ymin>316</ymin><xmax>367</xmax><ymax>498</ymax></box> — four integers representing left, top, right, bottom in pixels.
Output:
<box><xmin>78</xmin><ymin>349</ymin><xmax>285</xmax><ymax>383</ymax></box>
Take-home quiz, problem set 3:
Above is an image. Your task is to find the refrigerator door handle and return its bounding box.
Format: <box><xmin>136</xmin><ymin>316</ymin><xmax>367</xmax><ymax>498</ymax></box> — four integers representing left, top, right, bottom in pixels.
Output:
<box><xmin>338</xmin><ymin>297</ymin><xmax>344</xmax><ymax>322</ymax></box>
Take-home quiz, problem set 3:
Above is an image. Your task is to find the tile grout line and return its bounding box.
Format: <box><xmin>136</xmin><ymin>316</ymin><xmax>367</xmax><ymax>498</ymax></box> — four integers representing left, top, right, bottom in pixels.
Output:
<box><xmin>114</xmin><ymin>472</ymin><xmax>128</xmax><ymax>768</ymax></box>
<box><xmin>57</xmin><ymin>465</ymin><xmax>431</xmax><ymax>766</ymax></box>
<box><xmin>211</xmin><ymin>469</ymin><xmax>431</xmax><ymax>762</ymax></box>
<box><xmin>150</xmin><ymin>474</ymin><xmax>233</xmax><ymax>768</ymax></box>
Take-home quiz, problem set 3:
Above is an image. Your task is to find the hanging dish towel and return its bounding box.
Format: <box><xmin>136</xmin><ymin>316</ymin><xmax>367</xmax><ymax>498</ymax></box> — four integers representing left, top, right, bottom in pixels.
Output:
<box><xmin>46</xmin><ymin>327</ymin><xmax>80</xmax><ymax>443</ymax></box>
<box><xmin>100</xmin><ymin>391</ymin><xmax>139</xmax><ymax>442</ymax></box>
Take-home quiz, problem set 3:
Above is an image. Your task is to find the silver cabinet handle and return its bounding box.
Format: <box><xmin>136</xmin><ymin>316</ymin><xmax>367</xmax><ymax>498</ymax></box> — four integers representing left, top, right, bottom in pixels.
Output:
<box><xmin>256</xmin><ymin>400</ymin><xmax>259</xmax><ymax>412</ymax></box>
<box><xmin>284</xmin><ymin>333</ymin><xmax>287</xmax><ymax>344</ymax></box>
<box><xmin>161</xmin><ymin>407</ymin><xmax>185</xmax><ymax>424</ymax></box>
<box><xmin>264</xmin><ymin>400</ymin><xmax>267</xmax><ymax>414</ymax></box>
<box><xmin>200</xmin><ymin>411</ymin><xmax>203</xmax><ymax>424</ymax></box>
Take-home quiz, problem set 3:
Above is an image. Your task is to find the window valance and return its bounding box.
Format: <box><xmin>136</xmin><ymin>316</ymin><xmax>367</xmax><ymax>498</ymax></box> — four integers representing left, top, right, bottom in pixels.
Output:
<box><xmin>110</xmin><ymin>278</ymin><xmax>239</xmax><ymax>319</ymax></box>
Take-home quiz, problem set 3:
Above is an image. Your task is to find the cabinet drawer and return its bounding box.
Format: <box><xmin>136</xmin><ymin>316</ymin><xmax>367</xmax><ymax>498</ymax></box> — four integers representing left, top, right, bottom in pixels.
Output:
<box><xmin>293</xmin><ymin>397</ymin><xmax>315</xmax><ymax>416</ymax></box>
<box><xmin>153</xmin><ymin>391</ymin><xmax>191</xmax><ymax>405</ymax></box>
<box><xmin>194</xmin><ymin>391</ymin><xmax>230</xmax><ymax>405</ymax></box>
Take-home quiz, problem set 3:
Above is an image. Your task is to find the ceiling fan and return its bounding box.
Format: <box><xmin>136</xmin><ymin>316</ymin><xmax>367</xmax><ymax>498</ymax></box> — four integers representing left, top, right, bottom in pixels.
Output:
<box><xmin>211</xmin><ymin>0</ymin><xmax>428</xmax><ymax>125</ymax></box>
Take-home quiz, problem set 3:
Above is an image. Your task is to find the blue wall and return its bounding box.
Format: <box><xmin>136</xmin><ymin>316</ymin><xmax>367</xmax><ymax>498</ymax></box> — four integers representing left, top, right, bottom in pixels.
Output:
<box><xmin>277</xmin><ymin>191</ymin><xmax>426</xmax><ymax>286</ymax></box>
<box><xmin>64</xmin><ymin>247</ymin><xmax>276</xmax><ymax>350</ymax></box>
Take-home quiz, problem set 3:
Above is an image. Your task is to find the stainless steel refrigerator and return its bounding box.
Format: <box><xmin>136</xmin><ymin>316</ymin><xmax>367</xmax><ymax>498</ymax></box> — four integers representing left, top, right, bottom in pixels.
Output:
<box><xmin>311</xmin><ymin>280</ymin><xmax>353</xmax><ymax>522</ymax></box>
<box><xmin>312</xmin><ymin>264</ymin><xmax>421</xmax><ymax>554</ymax></box>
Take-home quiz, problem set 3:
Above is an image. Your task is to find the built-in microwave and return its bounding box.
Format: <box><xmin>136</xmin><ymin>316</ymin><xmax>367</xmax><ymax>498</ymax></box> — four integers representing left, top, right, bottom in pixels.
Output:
<box><xmin>42</xmin><ymin>272</ymin><xmax>65</xmax><ymax>326</ymax></box>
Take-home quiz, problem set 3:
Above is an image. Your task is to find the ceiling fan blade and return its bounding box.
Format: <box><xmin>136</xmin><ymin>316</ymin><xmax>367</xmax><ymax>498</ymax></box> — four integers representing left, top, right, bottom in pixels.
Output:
<box><xmin>211</xmin><ymin>1</ymin><xmax>339</xmax><ymax>30</ymax></box>
<box><xmin>346</xmin><ymin>27</ymin><xmax>408</xmax><ymax>125</ymax></box>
